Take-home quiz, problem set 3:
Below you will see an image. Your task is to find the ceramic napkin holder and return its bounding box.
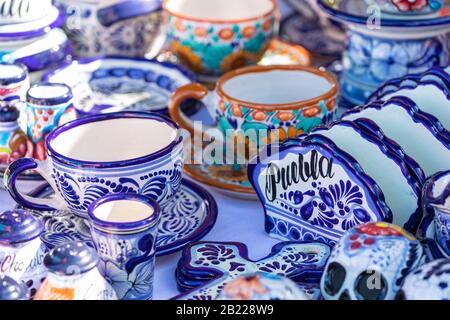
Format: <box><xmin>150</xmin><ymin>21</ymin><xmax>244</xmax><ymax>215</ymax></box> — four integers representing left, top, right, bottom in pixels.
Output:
<box><xmin>248</xmin><ymin>138</ymin><xmax>392</xmax><ymax>246</ymax></box>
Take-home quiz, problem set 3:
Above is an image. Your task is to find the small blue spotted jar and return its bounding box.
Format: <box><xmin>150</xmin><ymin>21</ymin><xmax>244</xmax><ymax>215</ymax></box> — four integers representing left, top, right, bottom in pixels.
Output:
<box><xmin>35</xmin><ymin>241</ymin><xmax>117</xmax><ymax>300</ymax></box>
<box><xmin>0</xmin><ymin>209</ymin><xmax>47</xmax><ymax>297</ymax></box>
<box><xmin>0</xmin><ymin>275</ymin><xmax>29</xmax><ymax>300</ymax></box>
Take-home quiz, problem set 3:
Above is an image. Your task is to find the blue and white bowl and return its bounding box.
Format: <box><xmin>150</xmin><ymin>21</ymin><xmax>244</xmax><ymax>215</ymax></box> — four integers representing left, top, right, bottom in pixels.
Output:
<box><xmin>43</xmin><ymin>56</ymin><xmax>195</xmax><ymax>115</ymax></box>
<box><xmin>364</xmin><ymin>0</ymin><xmax>445</xmax><ymax>16</ymax></box>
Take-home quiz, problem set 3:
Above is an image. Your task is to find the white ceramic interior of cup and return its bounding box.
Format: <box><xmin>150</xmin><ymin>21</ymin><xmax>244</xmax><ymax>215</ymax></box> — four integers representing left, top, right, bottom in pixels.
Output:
<box><xmin>316</xmin><ymin>125</ymin><xmax>417</xmax><ymax>227</ymax></box>
<box><xmin>0</xmin><ymin>63</ymin><xmax>23</xmax><ymax>79</ymax></box>
<box><xmin>343</xmin><ymin>105</ymin><xmax>450</xmax><ymax>176</ymax></box>
<box><xmin>28</xmin><ymin>85</ymin><xmax>69</xmax><ymax>100</ymax></box>
<box><xmin>165</xmin><ymin>0</ymin><xmax>274</xmax><ymax>21</ymax></box>
<box><xmin>93</xmin><ymin>199</ymin><xmax>154</xmax><ymax>223</ymax></box>
<box><xmin>222</xmin><ymin>70</ymin><xmax>332</xmax><ymax>104</ymax></box>
<box><xmin>50</xmin><ymin>118</ymin><xmax>177</xmax><ymax>162</ymax></box>
<box><xmin>384</xmin><ymin>84</ymin><xmax>450</xmax><ymax>130</ymax></box>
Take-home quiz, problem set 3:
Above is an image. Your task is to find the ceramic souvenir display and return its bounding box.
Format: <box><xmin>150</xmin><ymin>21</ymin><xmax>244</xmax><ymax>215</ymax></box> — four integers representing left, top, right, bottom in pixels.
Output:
<box><xmin>309</xmin><ymin>120</ymin><xmax>423</xmax><ymax>233</ymax></box>
<box><xmin>216</xmin><ymin>273</ymin><xmax>310</xmax><ymax>300</ymax></box>
<box><xmin>364</xmin><ymin>0</ymin><xmax>444</xmax><ymax>15</ymax></box>
<box><xmin>0</xmin><ymin>0</ymin><xmax>53</xmax><ymax>25</ymax></box>
<box><xmin>24</xmin><ymin>83</ymin><xmax>77</xmax><ymax>161</ymax></box>
<box><xmin>258</xmin><ymin>39</ymin><xmax>312</xmax><ymax>66</ymax></box>
<box><xmin>318</xmin><ymin>0</ymin><xmax>450</xmax><ymax>105</ymax></box>
<box><xmin>5</xmin><ymin>112</ymin><xmax>184</xmax><ymax>217</ymax></box>
<box><xmin>342</xmin><ymin>97</ymin><xmax>450</xmax><ymax>177</ymax></box>
<box><xmin>398</xmin><ymin>259</ymin><xmax>450</xmax><ymax>300</ymax></box>
<box><xmin>0</xmin><ymin>103</ymin><xmax>27</xmax><ymax>166</ymax></box>
<box><xmin>0</xmin><ymin>62</ymin><xmax>29</xmax><ymax>102</ymax></box>
<box><xmin>35</xmin><ymin>242</ymin><xmax>117</xmax><ymax>300</ymax></box>
<box><xmin>43</xmin><ymin>57</ymin><xmax>195</xmax><ymax>116</ymax></box>
<box><xmin>170</xmin><ymin>65</ymin><xmax>338</xmax><ymax>149</ymax></box>
<box><xmin>89</xmin><ymin>194</ymin><xmax>160</xmax><ymax>300</ymax></box>
<box><xmin>174</xmin><ymin>241</ymin><xmax>331</xmax><ymax>300</ymax></box>
<box><xmin>164</xmin><ymin>0</ymin><xmax>278</xmax><ymax>78</ymax></box>
<box><xmin>0</xmin><ymin>209</ymin><xmax>47</xmax><ymax>297</ymax></box>
<box><xmin>280</xmin><ymin>0</ymin><xmax>346</xmax><ymax>57</ymax></box>
<box><xmin>56</xmin><ymin>0</ymin><xmax>164</xmax><ymax>58</ymax></box>
<box><xmin>0</xmin><ymin>275</ymin><xmax>29</xmax><ymax>300</ymax></box>
<box><xmin>320</xmin><ymin>222</ymin><xmax>423</xmax><ymax>300</ymax></box>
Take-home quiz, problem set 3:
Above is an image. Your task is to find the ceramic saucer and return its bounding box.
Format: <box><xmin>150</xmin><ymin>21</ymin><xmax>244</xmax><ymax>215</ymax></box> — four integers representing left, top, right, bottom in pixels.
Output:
<box><xmin>42</xmin><ymin>56</ymin><xmax>195</xmax><ymax>116</ymax></box>
<box><xmin>16</xmin><ymin>179</ymin><xmax>218</xmax><ymax>257</ymax></box>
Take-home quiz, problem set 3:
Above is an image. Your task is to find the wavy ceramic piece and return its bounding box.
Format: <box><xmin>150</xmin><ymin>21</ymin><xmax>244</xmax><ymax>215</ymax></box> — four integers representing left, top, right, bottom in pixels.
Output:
<box><xmin>309</xmin><ymin>121</ymin><xmax>423</xmax><ymax>232</ymax></box>
<box><xmin>42</xmin><ymin>57</ymin><xmax>195</xmax><ymax>115</ymax></box>
<box><xmin>16</xmin><ymin>179</ymin><xmax>218</xmax><ymax>257</ymax></box>
<box><xmin>342</xmin><ymin>97</ymin><xmax>450</xmax><ymax>176</ymax></box>
<box><xmin>174</xmin><ymin>241</ymin><xmax>331</xmax><ymax>300</ymax></box>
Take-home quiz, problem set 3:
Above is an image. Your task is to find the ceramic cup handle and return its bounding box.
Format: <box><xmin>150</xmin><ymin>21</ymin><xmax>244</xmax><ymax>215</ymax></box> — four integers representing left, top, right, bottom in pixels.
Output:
<box><xmin>5</xmin><ymin>158</ymin><xmax>68</xmax><ymax>211</ymax></box>
<box><xmin>169</xmin><ymin>83</ymin><xmax>218</xmax><ymax>138</ymax></box>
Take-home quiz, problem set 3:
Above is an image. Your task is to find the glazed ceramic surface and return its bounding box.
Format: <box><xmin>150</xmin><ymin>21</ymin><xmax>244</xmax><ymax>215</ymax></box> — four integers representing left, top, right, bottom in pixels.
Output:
<box><xmin>320</xmin><ymin>222</ymin><xmax>423</xmax><ymax>300</ymax></box>
<box><xmin>0</xmin><ymin>209</ymin><xmax>47</xmax><ymax>297</ymax></box>
<box><xmin>56</xmin><ymin>0</ymin><xmax>164</xmax><ymax>57</ymax></box>
<box><xmin>16</xmin><ymin>179</ymin><xmax>217</xmax><ymax>257</ymax></box>
<box><xmin>35</xmin><ymin>242</ymin><xmax>116</xmax><ymax>300</ymax></box>
<box><xmin>310</xmin><ymin>121</ymin><xmax>422</xmax><ymax>232</ymax></box>
<box><xmin>5</xmin><ymin>112</ymin><xmax>184</xmax><ymax>217</ymax></box>
<box><xmin>0</xmin><ymin>62</ymin><xmax>29</xmax><ymax>102</ymax></box>
<box><xmin>342</xmin><ymin>97</ymin><xmax>450</xmax><ymax>176</ymax></box>
<box><xmin>0</xmin><ymin>0</ymin><xmax>52</xmax><ymax>24</ymax></box>
<box><xmin>174</xmin><ymin>241</ymin><xmax>330</xmax><ymax>300</ymax></box>
<box><xmin>258</xmin><ymin>38</ymin><xmax>312</xmax><ymax>66</ymax></box>
<box><xmin>164</xmin><ymin>0</ymin><xmax>278</xmax><ymax>77</ymax></box>
<box><xmin>0</xmin><ymin>104</ymin><xmax>27</xmax><ymax>167</ymax></box>
<box><xmin>24</xmin><ymin>84</ymin><xmax>77</xmax><ymax>161</ymax></box>
<box><xmin>399</xmin><ymin>259</ymin><xmax>450</xmax><ymax>300</ymax></box>
<box><xmin>43</xmin><ymin>57</ymin><xmax>195</xmax><ymax>115</ymax></box>
<box><xmin>89</xmin><ymin>194</ymin><xmax>160</xmax><ymax>300</ymax></box>
<box><xmin>364</xmin><ymin>0</ymin><xmax>445</xmax><ymax>15</ymax></box>
<box><xmin>0</xmin><ymin>275</ymin><xmax>29</xmax><ymax>300</ymax></box>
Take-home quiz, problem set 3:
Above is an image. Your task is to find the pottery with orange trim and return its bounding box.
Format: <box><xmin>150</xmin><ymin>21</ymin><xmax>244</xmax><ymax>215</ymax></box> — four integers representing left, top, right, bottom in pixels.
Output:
<box><xmin>163</xmin><ymin>0</ymin><xmax>278</xmax><ymax>77</ymax></box>
<box><xmin>169</xmin><ymin>65</ymin><xmax>338</xmax><ymax>152</ymax></box>
<box><xmin>258</xmin><ymin>39</ymin><xmax>312</xmax><ymax>66</ymax></box>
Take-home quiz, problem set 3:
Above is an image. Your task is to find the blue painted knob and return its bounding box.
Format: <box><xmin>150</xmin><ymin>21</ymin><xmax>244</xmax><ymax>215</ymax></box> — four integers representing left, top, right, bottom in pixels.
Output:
<box><xmin>0</xmin><ymin>103</ymin><xmax>20</xmax><ymax>122</ymax></box>
<box><xmin>0</xmin><ymin>276</ymin><xmax>29</xmax><ymax>300</ymax></box>
<box><xmin>0</xmin><ymin>209</ymin><xmax>44</xmax><ymax>245</ymax></box>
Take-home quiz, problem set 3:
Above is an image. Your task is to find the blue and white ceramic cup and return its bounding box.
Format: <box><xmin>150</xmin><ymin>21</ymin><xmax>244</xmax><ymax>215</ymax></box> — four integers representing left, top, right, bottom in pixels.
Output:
<box><xmin>5</xmin><ymin>112</ymin><xmax>184</xmax><ymax>218</ymax></box>
<box><xmin>88</xmin><ymin>193</ymin><xmax>161</xmax><ymax>300</ymax></box>
<box><xmin>0</xmin><ymin>62</ymin><xmax>29</xmax><ymax>103</ymax></box>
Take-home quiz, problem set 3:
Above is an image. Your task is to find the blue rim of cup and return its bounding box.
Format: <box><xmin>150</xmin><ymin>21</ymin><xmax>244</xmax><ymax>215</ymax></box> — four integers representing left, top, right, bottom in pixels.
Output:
<box><xmin>45</xmin><ymin>111</ymin><xmax>183</xmax><ymax>168</ymax></box>
<box><xmin>26</xmin><ymin>83</ymin><xmax>73</xmax><ymax>106</ymax></box>
<box><xmin>97</xmin><ymin>0</ymin><xmax>162</xmax><ymax>27</ymax></box>
<box><xmin>0</xmin><ymin>62</ymin><xmax>28</xmax><ymax>86</ymax></box>
<box><xmin>88</xmin><ymin>193</ymin><xmax>161</xmax><ymax>233</ymax></box>
<box><xmin>318</xmin><ymin>0</ymin><xmax>450</xmax><ymax>28</ymax></box>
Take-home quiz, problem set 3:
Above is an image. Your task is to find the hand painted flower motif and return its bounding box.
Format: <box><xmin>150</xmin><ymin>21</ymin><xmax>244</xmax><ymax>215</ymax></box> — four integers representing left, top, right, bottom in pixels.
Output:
<box><xmin>392</xmin><ymin>0</ymin><xmax>428</xmax><ymax>11</ymax></box>
<box><xmin>223</xmin><ymin>275</ymin><xmax>268</xmax><ymax>300</ymax></box>
<box><xmin>98</xmin><ymin>260</ymin><xmax>133</xmax><ymax>299</ymax></box>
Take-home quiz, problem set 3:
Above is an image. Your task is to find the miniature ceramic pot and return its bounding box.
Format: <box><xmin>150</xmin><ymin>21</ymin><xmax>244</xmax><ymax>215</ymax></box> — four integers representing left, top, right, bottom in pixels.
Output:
<box><xmin>0</xmin><ymin>62</ymin><xmax>29</xmax><ymax>103</ymax></box>
<box><xmin>0</xmin><ymin>275</ymin><xmax>29</xmax><ymax>300</ymax></box>
<box><xmin>0</xmin><ymin>0</ymin><xmax>53</xmax><ymax>25</ymax></box>
<box><xmin>364</xmin><ymin>0</ymin><xmax>444</xmax><ymax>15</ymax></box>
<box><xmin>0</xmin><ymin>209</ymin><xmax>47</xmax><ymax>297</ymax></box>
<box><xmin>164</xmin><ymin>0</ymin><xmax>279</xmax><ymax>77</ymax></box>
<box><xmin>5</xmin><ymin>112</ymin><xmax>184</xmax><ymax>218</ymax></box>
<box><xmin>169</xmin><ymin>65</ymin><xmax>338</xmax><ymax>151</ymax></box>
<box><xmin>24</xmin><ymin>84</ymin><xmax>77</xmax><ymax>161</ymax></box>
<box><xmin>320</xmin><ymin>222</ymin><xmax>423</xmax><ymax>300</ymax></box>
<box><xmin>35</xmin><ymin>242</ymin><xmax>117</xmax><ymax>300</ymax></box>
<box><xmin>56</xmin><ymin>0</ymin><xmax>164</xmax><ymax>57</ymax></box>
<box><xmin>0</xmin><ymin>103</ymin><xmax>27</xmax><ymax>166</ymax></box>
<box><xmin>88</xmin><ymin>194</ymin><xmax>160</xmax><ymax>300</ymax></box>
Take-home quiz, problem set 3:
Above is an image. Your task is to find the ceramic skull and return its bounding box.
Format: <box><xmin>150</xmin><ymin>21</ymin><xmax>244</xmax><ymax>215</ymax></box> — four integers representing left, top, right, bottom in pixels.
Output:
<box><xmin>320</xmin><ymin>222</ymin><xmax>423</xmax><ymax>300</ymax></box>
<box><xmin>398</xmin><ymin>259</ymin><xmax>450</xmax><ymax>300</ymax></box>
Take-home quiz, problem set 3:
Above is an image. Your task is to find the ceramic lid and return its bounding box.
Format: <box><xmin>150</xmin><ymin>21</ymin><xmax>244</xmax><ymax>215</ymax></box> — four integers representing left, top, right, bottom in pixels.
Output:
<box><xmin>0</xmin><ymin>209</ymin><xmax>44</xmax><ymax>245</ymax></box>
<box><xmin>0</xmin><ymin>276</ymin><xmax>29</xmax><ymax>300</ymax></box>
<box><xmin>44</xmin><ymin>241</ymin><xmax>99</xmax><ymax>276</ymax></box>
<box><xmin>0</xmin><ymin>62</ymin><xmax>28</xmax><ymax>86</ymax></box>
<box><xmin>0</xmin><ymin>103</ymin><xmax>20</xmax><ymax>122</ymax></box>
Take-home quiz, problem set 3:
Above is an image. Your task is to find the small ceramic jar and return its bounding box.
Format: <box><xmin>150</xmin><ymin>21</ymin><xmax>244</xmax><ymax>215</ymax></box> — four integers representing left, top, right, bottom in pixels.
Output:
<box><xmin>0</xmin><ymin>209</ymin><xmax>47</xmax><ymax>297</ymax></box>
<box><xmin>0</xmin><ymin>0</ymin><xmax>53</xmax><ymax>25</ymax></box>
<box><xmin>364</xmin><ymin>0</ymin><xmax>444</xmax><ymax>15</ymax></box>
<box><xmin>217</xmin><ymin>273</ymin><xmax>310</xmax><ymax>300</ymax></box>
<box><xmin>0</xmin><ymin>62</ymin><xmax>29</xmax><ymax>103</ymax></box>
<box><xmin>35</xmin><ymin>242</ymin><xmax>117</xmax><ymax>300</ymax></box>
<box><xmin>0</xmin><ymin>103</ymin><xmax>27</xmax><ymax>166</ymax></box>
<box><xmin>0</xmin><ymin>275</ymin><xmax>29</xmax><ymax>300</ymax></box>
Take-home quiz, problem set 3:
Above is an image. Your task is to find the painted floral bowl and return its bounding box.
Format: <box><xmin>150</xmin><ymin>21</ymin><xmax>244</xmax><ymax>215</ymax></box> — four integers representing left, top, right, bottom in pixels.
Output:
<box><xmin>364</xmin><ymin>0</ymin><xmax>445</xmax><ymax>15</ymax></box>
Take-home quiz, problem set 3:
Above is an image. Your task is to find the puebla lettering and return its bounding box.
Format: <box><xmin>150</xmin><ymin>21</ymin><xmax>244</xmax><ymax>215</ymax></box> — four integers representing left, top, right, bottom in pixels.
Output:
<box><xmin>0</xmin><ymin>0</ymin><xmax>30</xmax><ymax>18</ymax></box>
<box><xmin>265</xmin><ymin>151</ymin><xmax>335</xmax><ymax>201</ymax></box>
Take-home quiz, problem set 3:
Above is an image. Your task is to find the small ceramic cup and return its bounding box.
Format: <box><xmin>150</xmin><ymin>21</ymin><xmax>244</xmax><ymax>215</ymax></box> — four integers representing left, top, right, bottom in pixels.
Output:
<box><xmin>364</xmin><ymin>0</ymin><xmax>444</xmax><ymax>15</ymax></box>
<box><xmin>88</xmin><ymin>194</ymin><xmax>161</xmax><ymax>300</ymax></box>
<box><xmin>169</xmin><ymin>65</ymin><xmax>338</xmax><ymax>151</ymax></box>
<box><xmin>164</xmin><ymin>0</ymin><xmax>279</xmax><ymax>77</ymax></box>
<box><xmin>5</xmin><ymin>112</ymin><xmax>184</xmax><ymax>218</ymax></box>
<box><xmin>24</xmin><ymin>83</ymin><xmax>77</xmax><ymax>161</ymax></box>
<box><xmin>0</xmin><ymin>0</ymin><xmax>52</xmax><ymax>25</ymax></box>
<box><xmin>0</xmin><ymin>62</ymin><xmax>29</xmax><ymax>103</ymax></box>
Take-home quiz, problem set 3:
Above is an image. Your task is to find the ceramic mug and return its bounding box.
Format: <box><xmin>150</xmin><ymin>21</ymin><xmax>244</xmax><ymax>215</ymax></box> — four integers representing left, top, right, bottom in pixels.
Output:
<box><xmin>164</xmin><ymin>0</ymin><xmax>279</xmax><ymax>77</ymax></box>
<box><xmin>0</xmin><ymin>0</ymin><xmax>52</xmax><ymax>25</ymax></box>
<box><xmin>0</xmin><ymin>62</ymin><xmax>29</xmax><ymax>103</ymax></box>
<box><xmin>89</xmin><ymin>193</ymin><xmax>160</xmax><ymax>300</ymax></box>
<box><xmin>169</xmin><ymin>65</ymin><xmax>338</xmax><ymax>150</ymax></box>
<box><xmin>364</xmin><ymin>0</ymin><xmax>444</xmax><ymax>15</ymax></box>
<box><xmin>5</xmin><ymin>112</ymin><xmax>184</xmax><ymax>218</ymax></box>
